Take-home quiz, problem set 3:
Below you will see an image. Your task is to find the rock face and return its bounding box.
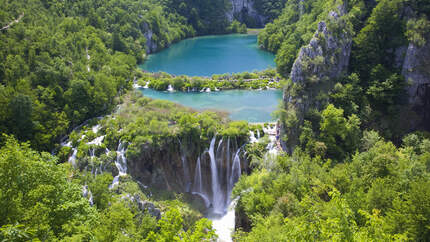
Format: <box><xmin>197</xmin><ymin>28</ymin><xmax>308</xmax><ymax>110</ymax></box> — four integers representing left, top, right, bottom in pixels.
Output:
<box><xmin>402</xmin><ymin>40</ymin><xmax>430</xmax><ymax>129</ymax></box>
<box><xmin>289</xmin><ymin>8</ymin><xmax>352</xmax><ymax>86</ymax></box>
<box><xmin>142</xmin><ymin>22</ymin><xmax>157</xmax><ymax>54</ymax></box>
<box><xmin>123</xmin><ymin>194</ymin><xmax>161</xmax><ymax>220</ymax></box>
<box><xmin>227</xmin><ymin>0</ymin><xmax>266</xmax><ymax>27</ymax></box>
<box><xmin>127</xmin><ymin>136</ymin><xmax>248</xmax><ymax>213</ymax></box>
<box><xmin>281</xmin><ymin>5</ymin><xmax>352</xmax><ymax>151</ymax></box>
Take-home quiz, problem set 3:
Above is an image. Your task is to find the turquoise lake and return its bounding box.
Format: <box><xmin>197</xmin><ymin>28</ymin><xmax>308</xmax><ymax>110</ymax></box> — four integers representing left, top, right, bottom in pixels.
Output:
<box><xmin>140</xmin><ymin>34</ymin><xmax>275</xmax><ymax>76</ymax></box>
<box><xmin>139</xmin><ymin>88</ymin><xmax>282</xmax><ymax>123</ymax></box>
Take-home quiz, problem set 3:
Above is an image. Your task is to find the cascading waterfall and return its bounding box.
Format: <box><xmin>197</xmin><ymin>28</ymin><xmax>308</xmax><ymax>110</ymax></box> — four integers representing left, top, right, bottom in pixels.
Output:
<box><xmin>208</xmin><ymin>136</ymin><xmax>224</xmax><ymax>214</ymax></box>
<box><xmin>110</xmin><ymin>141</ymin><xmax>127</xmax><ymax>189</ymax></box>
<box><xmin>179</xmin><ymin>139</ymin><xmax>191</xmax><ymax>192</ymax></box>
<box><xmin>68</xmin><ymin>148</ymin><xmax>77</xmax><ymax>166</ymax></box>
<box><xmin>189</xmin><ymin>135</ymin><xmax>243</xmax><ymax>242</ymax></box>
<box><xmin>89</xmin><ymin>148</ymin><xmax>96</xmax><ymax>175</ymax></box>
<box><xmin>228</xmin><ymin>148</ymin><xmax>241</xmax><ymax>202</ymax></box>
<box><xmin>192</xmin><ymin>156</ymin><xmax>211</xmax><ymax>208</ymax></box>
<box><xmin>249</xmin><ymin>131</ymin><xmax>257</xmax><ymax>143</ymax></box>
<box><xmin>167</xmin><ymin>84</ymin><xmax>174</xmax><ymax>92</ymax></box>
<box><xmin>192</xmin><ymin>157</ymin><xmax>203</xmax><ymax>193</ymax></box>
<box><xmin>181</xmin><ymin>154</ymin><xmax>191</xmax><ymax>192</ymax></box>
<box><xmin>82</xmin><ymin>184</ymin><xmax>94</xmax><ymax>206</ymax></box>
<box><xmin>189</xmin><ymin>135</ymin><xmax>244</xmax><ymax>216</ymax></box>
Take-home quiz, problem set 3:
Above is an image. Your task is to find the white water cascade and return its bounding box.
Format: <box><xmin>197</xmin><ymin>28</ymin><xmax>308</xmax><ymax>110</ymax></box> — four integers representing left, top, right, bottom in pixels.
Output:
<box><xmin>187</xmin><ymin>135</ymin><xmax>244</xmax><ymax>241</ymax></box>
<box><xmin>228</xmin><ymin>148</ymin><xmax>241</xmax><ymax>197</ymax></box>
<box><xmin>249</xmin><ymin>131</ymin><xmax>258</xmax><ymax>143</ymax></box>
<box><xmin>167</xmin><ymin>84</ymin><xmax>174</xmax><ymax>92</ymax></box>
<box><xmin>208</xmin><ymin>136</ymin><xmax>224</xmax><ymax>214</ymax></box>
<box><xmin>210</xmin><ymin>198</ymin><xmax>239</xmax><ymax>242</ymax></box>
<box><xmin>178</xmin><ymin>139</ymin><xmax>191</xmax><ymax>192</ymax></box>
<box><xmin>68</xmin><ymin>148</ymin><xmax>77</xmax><ymax>166</ymax></box>
<box><xmin>181</xmin><ymin>154</ymin><xmax>191</xmax><ymax>192</ymax></box>
<box><xmin>110</xmin><ymin>141</ymin><xmax>128</xmax><ymax>189</ymax></box>
<box><xmin>192</xmin><ymin>157</ymin><xmax>211</xmax><ymax>208</ymax></box>
<box><xmin>82</xmin><ymin>184</ymin><xmax>94</xmax><ymax>206</ymax></box>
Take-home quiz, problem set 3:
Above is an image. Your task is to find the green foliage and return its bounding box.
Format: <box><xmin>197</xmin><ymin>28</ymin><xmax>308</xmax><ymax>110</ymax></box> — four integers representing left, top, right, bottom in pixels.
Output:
<box><xmin>88</xmin><ymin>173</ymin><xmax>113</xmax><ymax>210</ymax></box>
<box><xmin>235</xmin><ymin>131</ymin><xmax>430</xmax><ymax>241</ymax></box>
<box><xmin>0</xmin><ymin>134</ymin><xmax>216</xmax><ymax>241</ymax></box>
<box><xmin>145</xmin><ymin>208</ymin><xmax>216</xmax><ymax>241</ymax></box>
<box><xmin>139</xmin><ymin>69</ymin><xmax>282</xmax><ymax>92</ymax></box>
<box><xmin>0</xmin><ymin>136</ymin><xmax>96</xmax><ymax>240</ymax></box>
<box><xmin>227</xmin><ymin>20</ymin><xmax>247</xmax><ymax>34</ymax></box>
<box><xmin>258</xmin><ymin>0</ymin><xmax>347</xmax><ymax>77</ymax></box>
<box><xmin>319</xmin><ymin>104</ymin><xmax>361</xmax><ymax>161</ymax></box>
<box><xmin>406</xmin><ymin>15</ymin><xmax>430</xmax><ymax>47</ymax></box>
<box><xmin>350</xmin><ymin>0</ymin><xmax>406</xmax><ymax>83</ymax></box>
<box><xmin>162</xmin><ymin>0</ymin><xmax>236</xmax><ymax>35</ymax></box>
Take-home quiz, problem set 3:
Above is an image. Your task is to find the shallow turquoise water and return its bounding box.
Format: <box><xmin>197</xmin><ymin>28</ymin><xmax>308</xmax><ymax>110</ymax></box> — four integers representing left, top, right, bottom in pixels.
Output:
<box><xmin>140</xmin><ymin>34</ymin><xmax>275</xmax><ymax>76</ymax></box>
<box><xmin>139</xmin><ymin>88</ymin><xmax>282</xmax><ymax>123</ymax></box>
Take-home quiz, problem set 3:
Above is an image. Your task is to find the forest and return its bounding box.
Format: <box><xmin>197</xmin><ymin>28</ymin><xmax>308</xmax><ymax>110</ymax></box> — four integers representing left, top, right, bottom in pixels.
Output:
<box><xmin>1</xmin><ymin>0</ymin><xmax>430</xmax><ymax>241</ymax></box>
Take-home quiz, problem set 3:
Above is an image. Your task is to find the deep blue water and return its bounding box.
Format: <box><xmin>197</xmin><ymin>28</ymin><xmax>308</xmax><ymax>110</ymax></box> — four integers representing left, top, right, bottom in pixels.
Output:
<box><xmin>140</xmin><ymin>34</ymin><xmax>275</xmax><ymax>76</ymax></box>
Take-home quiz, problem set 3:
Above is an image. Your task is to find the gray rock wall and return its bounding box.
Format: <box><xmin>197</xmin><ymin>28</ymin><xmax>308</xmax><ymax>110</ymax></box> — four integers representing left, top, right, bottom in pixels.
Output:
<box><xmin>281</xmin><ymin>5</ymin><xmax>353</xmax><ymax>151</ymax></box>
<box><xmin>289</xmin><ymin>8</ymin><xmax>352</xmax><ymax>86</ymax></box>
<box><xmin>402</xmin><ymin>40</ymin><xmax>430</xmax><ymax>128</ymax></box>
<box><xmin>227</xmin><ymin>0</ymin><xmax>266</xmax><ymax>27</ymax></box>
<box><xmin>142</xmin><ymin>22</ymin><xmax>157</xmax><ymax>54</ymax></box>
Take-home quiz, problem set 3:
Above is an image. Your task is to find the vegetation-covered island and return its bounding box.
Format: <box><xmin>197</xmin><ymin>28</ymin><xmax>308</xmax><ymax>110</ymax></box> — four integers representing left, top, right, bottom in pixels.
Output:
<box><xmin>1</xmin><ymin>0</ymin><xmax>430</xmax><ymax>241</ymax></box>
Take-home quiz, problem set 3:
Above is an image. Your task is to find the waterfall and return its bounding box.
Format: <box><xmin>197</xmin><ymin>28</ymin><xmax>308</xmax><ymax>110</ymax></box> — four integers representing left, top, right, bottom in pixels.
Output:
<box><xmin>210</xmin><ymin>198</ymin><xmax>239</xmax><ymax>242</ymax></box>
<box><xmin>256</xmin><ymin>129</ymin><xmax>260</xmax><ymax>139</ymax></box>
<box><xmin>249</xmin><ymin>131</ymin><xmax>257</xmax><ymax>143</ymax></box>
<box><xmin>228</xmin><ymin>148</ymin><xmax>241</xmax><ymax>202</ymax></box>
<box><xmin>192</xmin><ymin>156</ymin><xmax>210</xmax><ymax>208</ymax></box>
<box><xmin>89</xmin><ymin>148</ymin><xmax>95</xmax><ymax>175</ymax></box>
<box><xmin>167</xmin><ymin>84</ymin><xmax>174</xmax><ymax>92</ymax></box>
<box><xmin>92</xmin><ymin>124</ymin><xmax>100</xmax><ymax>134</ymax></box>
<box><xmin>225</xmin><ymin>137</ymin><xmax>231</xmax><ymax>204</ymax></box>
<box><xmin>181</xmin><ymin>153</ymin><xmax>191</xmax><ymax>192</ymax></box>
<box><xmin>193</xmin><ymin>157</ymin><xmax>203</xmax><ymax>193</ymax></box>
<box><xmin>189</xmin><ymin>135</ymin><xmax>244</xmax><ymax>241</ymax></box>
<box><xmin>189</xmin><ymin>135</ymin><xmax>243</xmax><ymax>215</ymax></box>
<box><xmin>216</xmin><ymin>138</ymin><xmax>224</xmax><ymax>187</ymax></box>
<box><xmin>82</xmin><ymin>185</ymin><xmax>94</xmax><ymax>206</ymax></box>
<box><xmin>209</xmin><ymin>135</ymin><xmax>224</xmax><ymax>214</ymax></box>
<box><xmin>68</xmin><ymin>148</ymin><xmax>77</xmax><ymax>166</ymax></box>
<box><xmin>110</xmin><ymin>141</ymin><xmax>127</xmax><ymax>189</ymax></box>
<box><xmin>179</xmin><ymin>139</ymin><xmax>191</xmax><ymax>192</ymax></box>
<box><xmin>87</xmin><ymin>135</ymin><xmax>105</xmax><ymax>145</ymax></box>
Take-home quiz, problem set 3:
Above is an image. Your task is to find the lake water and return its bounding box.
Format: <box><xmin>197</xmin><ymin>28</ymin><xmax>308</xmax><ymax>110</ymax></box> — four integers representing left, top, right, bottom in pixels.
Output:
<box><xmin>140</xmin><ymin>34</ymin><xmax>275</xmax><ymax>76</ymax></box>
<box><xmin>139</xmin><ymin>88</ymin><xmax>282</xmax><ymax>123</ymax></box>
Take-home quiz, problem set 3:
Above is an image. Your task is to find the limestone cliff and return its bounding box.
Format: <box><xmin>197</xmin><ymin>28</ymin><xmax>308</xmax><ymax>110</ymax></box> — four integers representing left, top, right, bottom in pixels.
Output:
<box><xmin>281</xmin><ymin>6</ymin><xmax>352</xmax><ymax>151</ymax></box>
<box><xmin>227</xmin><ymin>0</ymin><xmax>266</xmax><ymax>27</ymax></box>
<box><xmin>402</xmin><ymin>40</ymin><xmax>430</xmax><ymax>129</ymax></box>
<box><xmin>142</xmin><ymin>22</ymin><xmax>157</xmax><ymax>54</ymax></box>
<box><xmin>289</xmin><ymin>8</ymin><xmax>352</xmax><ymax>88</ymax></box>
